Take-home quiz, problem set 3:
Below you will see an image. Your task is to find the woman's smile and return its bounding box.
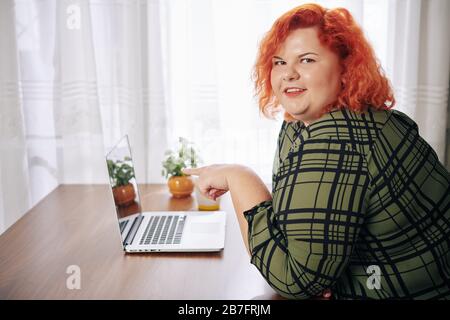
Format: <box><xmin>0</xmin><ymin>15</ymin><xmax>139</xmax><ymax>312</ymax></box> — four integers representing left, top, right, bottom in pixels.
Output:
<box><xmin>284</xmin><ymin>88</ymin><xmax>307</xmax><ymax>98</ymax></box>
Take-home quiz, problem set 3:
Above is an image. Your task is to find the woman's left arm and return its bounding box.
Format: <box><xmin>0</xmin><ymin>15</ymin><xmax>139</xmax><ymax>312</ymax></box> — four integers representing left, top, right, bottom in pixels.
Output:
<box><xmin>182</xmin><ymin>164</ymin><xmax>272</xmax><ymax>255</ymax></box>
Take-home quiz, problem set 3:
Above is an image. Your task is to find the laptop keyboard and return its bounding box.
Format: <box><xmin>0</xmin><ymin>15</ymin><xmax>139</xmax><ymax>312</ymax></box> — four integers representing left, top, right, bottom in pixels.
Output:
<box><xmin>139</xmin><ymin>215</ymin><xmax>186</xmax><ymax>245</ymax></box>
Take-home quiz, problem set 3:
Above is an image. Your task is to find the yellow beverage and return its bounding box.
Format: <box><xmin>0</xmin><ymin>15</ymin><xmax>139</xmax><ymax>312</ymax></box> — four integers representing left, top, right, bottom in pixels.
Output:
<box><xmin>198</xmin><ymin>203</ymin><xmax>220</xmax><ymax>211</ymax></box>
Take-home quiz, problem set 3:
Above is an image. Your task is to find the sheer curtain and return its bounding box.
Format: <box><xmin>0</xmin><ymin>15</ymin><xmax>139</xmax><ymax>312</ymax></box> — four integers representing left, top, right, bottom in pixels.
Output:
<box><xmin>0</xmin><ymin>0</ymin><xmax>169</xmax><ymax>234</ymax></box>
<box><xmin>1</xmin><ymin>0</ymin><xmax>449</xmax><ymax>235</ymax></box>
<box><xmin>0</xmin><ymin>0</ymin><xmax>32</xmax><ymax>233</ymax></box>
<box><xmin>386</xmin><ymin>0</ymin><xmax>450</xmax><ymax>161</ymax></box>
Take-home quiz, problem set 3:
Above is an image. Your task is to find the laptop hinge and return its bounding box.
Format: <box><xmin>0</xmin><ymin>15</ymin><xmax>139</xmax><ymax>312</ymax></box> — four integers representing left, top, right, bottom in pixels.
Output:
<box><xmin>124</xmin><ymin>214</ymin><xmax>144</xmax><ymax>246</ymax></box>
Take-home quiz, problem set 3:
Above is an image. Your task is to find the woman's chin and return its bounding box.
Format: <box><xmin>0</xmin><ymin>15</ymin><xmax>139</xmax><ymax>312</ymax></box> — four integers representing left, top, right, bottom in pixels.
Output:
<box><xmin>289</xmin><ymin>109</ymin><xmax>308</xmax><ymax>120</ymax></box>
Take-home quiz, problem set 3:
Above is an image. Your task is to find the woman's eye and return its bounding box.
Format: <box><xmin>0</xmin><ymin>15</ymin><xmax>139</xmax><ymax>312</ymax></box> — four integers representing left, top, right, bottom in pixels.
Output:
<box><xmin>273</xmin><ymin>60</ymin><xmax>285</xmax><ymax>66</ymax></box>
<box><xmin>300</xmin><ymin>58</ymin><xmax>315</xmax><ymax>64</ymax></box>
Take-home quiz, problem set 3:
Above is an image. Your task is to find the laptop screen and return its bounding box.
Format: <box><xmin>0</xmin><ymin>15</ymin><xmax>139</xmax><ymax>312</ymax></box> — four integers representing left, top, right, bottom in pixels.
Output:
<box><xmin>106</xmin><ymin>135</ymin><xmax>143</xmax><ymax>245</ymax></box>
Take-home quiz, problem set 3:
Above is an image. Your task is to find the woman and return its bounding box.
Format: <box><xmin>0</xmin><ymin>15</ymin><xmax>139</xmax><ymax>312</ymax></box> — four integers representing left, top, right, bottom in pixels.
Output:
<box><xmin>182</xmin><ymin>4</ymin><xmax>450</xmax><ymax>300</ymax></box>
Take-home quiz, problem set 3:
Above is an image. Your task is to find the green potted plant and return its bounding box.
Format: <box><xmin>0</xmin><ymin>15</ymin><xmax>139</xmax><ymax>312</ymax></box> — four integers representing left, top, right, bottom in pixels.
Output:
<box><xmin>107</xmin><ymin>156</ymin><xmax>136</xmax><ymax>206</ymax></box>
<box><xmin>162</xmin><ymin>137</ymin><xmax>201</xmax><ymax>198</ymax></box>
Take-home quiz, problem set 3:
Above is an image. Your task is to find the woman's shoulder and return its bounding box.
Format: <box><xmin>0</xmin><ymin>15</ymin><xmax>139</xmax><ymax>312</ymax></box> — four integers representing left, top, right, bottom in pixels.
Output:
<box><xmin>291</xmin><ymin>106</ymin><xmax>393</xmax><ymax>157</ymax></box>
<box><xmin>385</xmin><ymin>108</ymin><xmax>419</xmax><ymax>132</ymax></box>
<box><xmin>276</xmin><ymin>106</ymin><xmax>413</xmax><ymax>156</ymax></box>
<box><xmin>304</xmin><ymin>106</ymin><xmax>390</xmax><ymax>139</ymax></box>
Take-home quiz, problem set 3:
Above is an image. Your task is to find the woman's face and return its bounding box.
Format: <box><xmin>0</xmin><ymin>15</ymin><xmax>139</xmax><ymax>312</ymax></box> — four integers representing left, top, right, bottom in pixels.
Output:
<box><xmin>270</xmin><ymin>27</ymin><xmax>342</xmax><ymax>125</ymax></box>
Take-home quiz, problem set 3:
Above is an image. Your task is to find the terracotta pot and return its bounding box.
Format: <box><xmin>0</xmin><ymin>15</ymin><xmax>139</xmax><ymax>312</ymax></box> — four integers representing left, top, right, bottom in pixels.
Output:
<box><xmin>113</xmin><ymin>183</ymin><xmax>136</xmax><ymax>206</ymax></box>
<box><xmin>168</xmin><ymin>176</ymin><xmax>194</xmax><ymax>198</ymax></box>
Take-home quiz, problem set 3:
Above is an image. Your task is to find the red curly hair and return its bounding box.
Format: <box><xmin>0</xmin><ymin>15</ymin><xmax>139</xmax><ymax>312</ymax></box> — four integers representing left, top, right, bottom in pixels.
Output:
<box><xmin>253</xmin><ymin>3</ymin><xmax>395</xmax><ymax>121</ymax></box>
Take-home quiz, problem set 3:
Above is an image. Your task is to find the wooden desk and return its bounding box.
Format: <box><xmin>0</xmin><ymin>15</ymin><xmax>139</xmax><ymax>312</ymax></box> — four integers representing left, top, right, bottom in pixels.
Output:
<box><xmin>0</xmin><ymin>184</ymin><xmax>281</xmax><ymax>299</ymax></box>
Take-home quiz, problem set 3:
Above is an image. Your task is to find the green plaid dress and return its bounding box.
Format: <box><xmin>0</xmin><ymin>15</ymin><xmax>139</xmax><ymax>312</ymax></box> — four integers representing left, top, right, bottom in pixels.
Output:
<box><xmin>244</xmin><ymin>107</ymin><xmax>450</xmax><ymax>300</ymax></box>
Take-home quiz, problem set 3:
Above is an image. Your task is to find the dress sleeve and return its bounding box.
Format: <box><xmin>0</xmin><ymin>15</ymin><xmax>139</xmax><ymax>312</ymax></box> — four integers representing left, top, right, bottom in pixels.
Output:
<box><xmin>243</xmin><ymin>137</ymin><xmax>371</xmax><ymax>299</ymax></box>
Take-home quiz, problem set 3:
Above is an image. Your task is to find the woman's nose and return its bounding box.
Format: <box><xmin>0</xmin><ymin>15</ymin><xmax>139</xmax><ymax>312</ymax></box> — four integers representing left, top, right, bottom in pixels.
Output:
<box><xmin>283</xmin><ymin>67</ymin><xmax>300</xmax><ymax>81</ymax></box>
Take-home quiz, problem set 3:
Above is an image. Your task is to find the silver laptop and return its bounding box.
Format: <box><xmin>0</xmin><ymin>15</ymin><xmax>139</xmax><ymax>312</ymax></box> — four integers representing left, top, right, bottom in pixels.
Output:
<box><xmin>106</xmin><ymin>135</ymin><xmax>226</xmax><ymax>253</ymax></box>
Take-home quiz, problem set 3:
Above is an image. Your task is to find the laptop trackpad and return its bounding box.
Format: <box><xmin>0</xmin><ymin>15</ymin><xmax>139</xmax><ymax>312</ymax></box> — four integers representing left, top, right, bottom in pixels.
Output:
<box><xmin>190</xmin><ymin>222</ymin><xmax>221</xmax><ymax>234</ymax></box>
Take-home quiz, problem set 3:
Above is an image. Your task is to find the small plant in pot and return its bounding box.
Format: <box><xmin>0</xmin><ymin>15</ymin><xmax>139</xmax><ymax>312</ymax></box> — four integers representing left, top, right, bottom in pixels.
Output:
<box><xmin>162</xmin><ymin>137</ymin><xmax>201</xmax><ymax>198</ymax></box>
<box><xmin>107</xmin><ymin>156</ymin><xmax>137</xmax><ymax>207</ymax></box>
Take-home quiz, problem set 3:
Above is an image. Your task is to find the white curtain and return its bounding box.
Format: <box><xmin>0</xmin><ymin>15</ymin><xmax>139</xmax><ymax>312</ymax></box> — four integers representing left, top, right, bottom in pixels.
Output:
<box><xmin>0</xmin><ymin>0</ymin><xmax>32</xmax><ymax>233</ymax></box>
<box><xmin>0</xmin><ymin>0</ymin><xmax>170</xmax><ymax>234</ymax></box>
<box><xmin>386</xmin><ymin>0</ymin><xmax>450</xmax><ymax>161</ymax></box>
<box><xmin>1</xmin><ymin>0</ymin><xmax>449</xmax><ymax>235</ymax></box>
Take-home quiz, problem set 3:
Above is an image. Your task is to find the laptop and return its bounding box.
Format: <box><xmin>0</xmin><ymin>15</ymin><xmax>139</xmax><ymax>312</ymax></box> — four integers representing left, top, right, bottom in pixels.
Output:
<box><xmin>106</xmin><ymin>135</ymin><xmax>226</xmax><ymax>253</ymax></box>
